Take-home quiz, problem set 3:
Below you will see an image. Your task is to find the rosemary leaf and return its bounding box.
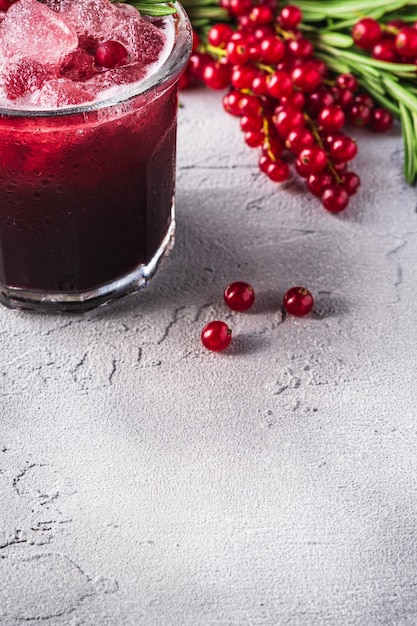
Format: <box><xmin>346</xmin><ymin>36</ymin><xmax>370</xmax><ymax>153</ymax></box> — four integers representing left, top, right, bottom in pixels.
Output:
<box><xmin>399</xmin><ymin>101</ymin><xmax>417</xmax><ymax>184</ymax></box>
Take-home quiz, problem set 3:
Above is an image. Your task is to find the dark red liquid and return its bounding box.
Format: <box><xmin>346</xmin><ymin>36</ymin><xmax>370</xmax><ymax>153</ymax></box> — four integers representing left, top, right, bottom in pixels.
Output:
<box><xmin>0</xmin><ymin>85</ymin><xmax>178</xmax><ymax>293</ymax></box>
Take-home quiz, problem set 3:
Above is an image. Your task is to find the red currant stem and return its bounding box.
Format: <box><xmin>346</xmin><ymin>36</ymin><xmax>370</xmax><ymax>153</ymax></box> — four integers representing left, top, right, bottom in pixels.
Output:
<box><xmin>275</xmin><ymin>25</ymin><xmax>297</xmax><ymax>41</ymax></box>
<box><xmin>304</xmin><ymin>113</ymin><xmax>344</xmax><ymax>184</ymax></box>
<box><xmin>262</xmin><ymin>116</ymin><xmax>277</xmax><ymax>161</ymax></box>
<box><xmin>257</xmin><ymin>62</ymin><xmax>275</xmax><ymax>75</ymax></box>
<box><xmin>203</xmin><ymin>43</ymin><xmax>227</xmax><ymax>58</ymax></box>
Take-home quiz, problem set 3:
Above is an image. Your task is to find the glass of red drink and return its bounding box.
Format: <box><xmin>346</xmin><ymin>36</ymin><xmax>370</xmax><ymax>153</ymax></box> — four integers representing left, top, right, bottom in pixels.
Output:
<box><xmin>0</xmin><ymin>3</ymin><xmax>191</xmax><ymax>312</ymax></box>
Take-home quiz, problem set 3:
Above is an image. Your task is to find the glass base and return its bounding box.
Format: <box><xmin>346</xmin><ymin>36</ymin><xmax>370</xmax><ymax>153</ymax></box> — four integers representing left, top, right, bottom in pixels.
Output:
<box><xmin>0</xmin><ymin>220</ymin><xmax>175</xmax><ymax>313</ymax></box>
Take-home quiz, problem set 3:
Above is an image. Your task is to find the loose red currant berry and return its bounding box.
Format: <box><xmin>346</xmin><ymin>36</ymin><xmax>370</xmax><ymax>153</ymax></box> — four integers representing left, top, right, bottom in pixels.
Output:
<box><xmin>224</xmin><ymin>281</ymin><xmax>255</xmax><ymax>311</ymax></box>
<box><xmin>95</xmin><ymin>40</ymin><xmax>128</xmax><ymax>68</ymax></box>
<box><xmin>283</xmin><ymin>286</ymin><xmax>314</xmax><ymax>316</ymax></box>
<box><xmin>201</xmin><ymin>320</ymin><xmax>232</xmax><ymax>352</ymax></box>
<box><xmin>321</xmin><ymin>186</ymin><xmax>349</xmax><ymax>213</ymax></box>
<box><xmin>352</xmin><ymin>17</ymin><xmax>382</xmax><ymax>50</ymax></box>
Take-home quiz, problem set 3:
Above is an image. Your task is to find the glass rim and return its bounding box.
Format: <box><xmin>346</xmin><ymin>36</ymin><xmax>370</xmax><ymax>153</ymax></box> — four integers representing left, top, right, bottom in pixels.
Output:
<box><xmin>0</xmin><ymin>1</ymin><xmax>192</xmax><ymax>119</ymax></box>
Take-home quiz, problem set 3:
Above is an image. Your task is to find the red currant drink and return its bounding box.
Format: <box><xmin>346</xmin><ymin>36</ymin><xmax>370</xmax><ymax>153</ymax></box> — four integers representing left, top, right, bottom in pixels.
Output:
<box><xmin>0</xmin><ymin>0</ymin><xmax>191</xmax><ymax>311</ymax></box>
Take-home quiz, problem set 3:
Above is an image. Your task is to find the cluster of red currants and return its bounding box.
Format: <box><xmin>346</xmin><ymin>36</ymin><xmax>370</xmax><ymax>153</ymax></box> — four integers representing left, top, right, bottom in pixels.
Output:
<box><xmin>201</xmin><ymin>281</ymin><xmax>314</xmax><ymax>351</ymax></box>
<box><xmin>352</xmin><ymin>16</ymin><xmax>417</xmax><ymax>63</ymax></box>
<box><xmin>181</xmin><ymin>3</ymin><xmax>394</xmax><ymax>213</ymax></box>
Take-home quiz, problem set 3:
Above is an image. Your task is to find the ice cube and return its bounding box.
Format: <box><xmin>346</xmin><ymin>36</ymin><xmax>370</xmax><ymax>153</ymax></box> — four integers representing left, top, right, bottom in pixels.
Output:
<box><xmin>64</xmin><ymin>0</ymin><xmax>121</xmax><ymax>40</ymax></box>
<box><xmin>30</xmin><ymin>78</ymin><xmax>95</xmax><ymax>108</ymax></box>
<box><xmin>64</xmin><ymin>0</ymin><xmax>165</xmax><ymax>66</ymax></box>
<box><xmin>60</xmin><ymin>49</ymin><xmax>97</xmax><ymax>82</ymax></box>
<box><xmin>111</xmin><ymin>13</ymin><xmax>165</xmax><ymax>66</ymax></box>
<box><xmin>83</xmin><ymin>63</ymin><xmax>146</xmax><ymax>97</ymax></box>
<box><xmin>0</xmin><ymin>55</ymin><xmax>50</xmax><ymax>100</ymax></box>
<box><xmin>0</xmin><ymin>0</ymin><xmax>78</xmax><ymax>65</ymax></box>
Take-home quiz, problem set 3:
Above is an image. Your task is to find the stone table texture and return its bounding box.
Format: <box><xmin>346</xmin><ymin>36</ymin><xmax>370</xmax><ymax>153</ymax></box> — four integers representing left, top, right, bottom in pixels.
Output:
<box><xmin>1</xmin><ymin>89</ymin><xmax>417</xmax><ymax>626</ymax></box>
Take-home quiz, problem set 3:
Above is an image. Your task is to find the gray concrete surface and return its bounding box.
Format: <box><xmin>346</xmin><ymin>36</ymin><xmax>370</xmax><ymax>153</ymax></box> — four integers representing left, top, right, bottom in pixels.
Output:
<box><xmin>1</xmin><ymin>88</ymin><xmax>417</xmax><ymax>625</ymax></box>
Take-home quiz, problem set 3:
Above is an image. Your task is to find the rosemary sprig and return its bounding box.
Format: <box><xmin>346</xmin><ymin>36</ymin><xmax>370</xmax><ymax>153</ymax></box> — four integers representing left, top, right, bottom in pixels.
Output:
<box><xmin>115</xmin><ymin>0</ymin><xmax>178</xmax><ymax>17</ymax></box>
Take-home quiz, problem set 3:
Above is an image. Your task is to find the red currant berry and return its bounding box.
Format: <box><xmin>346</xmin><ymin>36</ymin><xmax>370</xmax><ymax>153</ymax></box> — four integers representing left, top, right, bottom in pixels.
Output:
<box><xmin>201</xmin><ymin>320</ymin><xmax>232</xmax><ymax>352</ymax></box>
<box><xmin>239</xmin><ymin>94</ymin><xmax>262</xmax><ymax>116</ymax></box>
<box><xmin>287</xmin><ymin>37</ymin><xmax>314</xmax><ymax>59</ymax></box>
<box><xmin>318</xmin><ymin>105</ymin><xmax>345</xmax><ymax>132</ymax></box>
<box><xmin>307</xmin><ymin>171</ymin><xmax>334</xmax><ymax>197</ymax></box>
<box><xmin>244</xmin><ymin>130</ymin><xmax>265</xmax><ymax>147</ymax></box>
<box><xmin>280</xmin><ymin>91</ymin><xmax>305</xmax><ymax>109</ymax></box>
<box><xmin>352</xmin><ymin>17</ymin><xmax>382</xmax><ymax>50</ymax></box>
<box><xmin>298</xmin><ymin>146</ymin><xmax>328</xmax><ymax>174</ymax></box>
<box><xmin>226</xmin><ymin>40</ymin><xmax>250</xmax><ymax>65</ymax></box>
<box><xmin>283</xmin><ymin>286</ymin><xmax>314</xmax><ymax>316</ymax></box>
<box><xmin>330</xmin><ymin>135</ymin><xmax>357</xmax><ymax>163</ymax></box>
<box><xmin>395</xmin><ymin>27</ymin><xmax>417</xmax><ymax>58</ymax></box>
<box><xmin>321</xmin><ymin>186</ymin><xmax>349</xmax><ymax>213</ymax></box>
<box><xmin>336</xmin><ymin>73</ymin><xmax>358</xmax><ymax>91</ymax></box>
<box><xmin>0</xmin><ymin>0</ymin><xmax>14</xmax><ymax>10</ymax></box>
<box><xmin>202</xmin><ymin>62</ymin><xmax>231</xmax><ymax>90</ymax></box>
<box><xmin>228</xmin><ymin>0</ymin><xmax>252</xmax><ymax>17</ymax></box>
<box><xmin>231</xmin><ymin>64</ymin><xmax>257</xmax><ymax>89</ymax></box>
<box><xmin>208</xmin><ymin>23</ymin><xmax>234</xmax><ymax>47</ymax></box>
<box><xmin>251</xmin><ymin>74</ymin><xmax>268</xmax><ymax>95</ymax></box>
<box><xmin>306</xmin><ymin>89</ymin><xmax>334</xmax><ymax>117</ymax></box>
<box><xmin>266</xmin><ymin>70</ymin><xmax>293</xmax><ymax>99</ymax></box>
<box><xmin>258</xmin><ymin>36</ymin><xmax>285</xmax><ymax>63</ymax></box>
<box><xmin>95</xmin><ymin>40</ymin><xmax>128</xmax><ymax>68</ymax></box>
<box><xmin>368</xmin><ymin>107</ymin><xmax>393</xmax><ymax>132</ymax></box>
<box><xmin>222</xmin><ymin>91</ymin><xmax>243</xmax><ymax>116</ymax></box>
<box><xmin>330</xmin><ymin>86</ymin><xmax>354</xmax><ymax>111</ymax></box>
<box><xmin>273</xmin><ymin>105</ymin><xmax>305</xmax><ymax>138</ymax></box>
<box><xmin>372</xmin><ymin>39</ymin><xmax>398</xmax><ymax>62</ymax></box>
<box><xmin>290</xmin><ymin>63</ymin><xmax>321</xmax><ymax>93</ymax></box>
<box><xmin>249</xmin><ymin>5</ymin><xmax>274</xmax><ymax>26</ymax></box>
<box><xmin>285</xmin><ymin>127</ymin><xmax>314</xmax><ymax>154</ymax></box>
<box><xmin>278</xmin><ymin>5</ymin><xmax>302</xmax><ymax>30</ymax></box>
<box><xmin>347</xmin><ymin>103</ymin><xmax>371</xmax><ymax>127</ymax></box>
<box><xmin>224</xmin><ymin>281</ymin><xmax>255</xmax><ymax>311</ymax></box>
<box><xmin>340</xmin><ymin>171</ymin><xmax>361</xmax><ymax>195</ymax></box>
<box><xmin>265</xmin><ymin>159</ymin><xmax>290</xmax><ymax>182</ymax></box>
<box><xmin>240</xmin><ymin>114</ymin><xmax>263</xmax><ymax>132</ymax></box>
